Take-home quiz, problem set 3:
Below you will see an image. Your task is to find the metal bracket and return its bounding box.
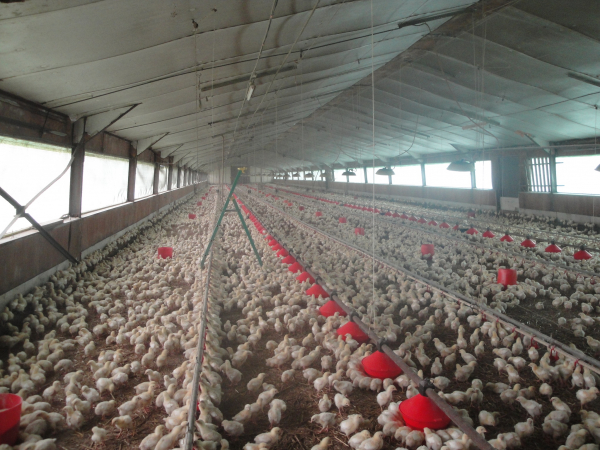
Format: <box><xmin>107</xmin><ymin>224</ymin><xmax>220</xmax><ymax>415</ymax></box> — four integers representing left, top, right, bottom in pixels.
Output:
<box><xmin>418</xmin><ymin>378</ymin><xmax>436</xmax><ymax>396</ymax></box>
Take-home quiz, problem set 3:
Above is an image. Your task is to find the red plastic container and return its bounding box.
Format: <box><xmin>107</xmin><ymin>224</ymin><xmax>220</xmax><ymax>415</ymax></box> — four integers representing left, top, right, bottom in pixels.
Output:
<box><xmin>269</xmin><ymin>239</ymin><xmax>279</xmax><ymax>247</ymax></box>
<box><xmin>272</xmin><ymin>243</ymin><xmax>283</xmax><ymax>251</ymax></box>
<box><xmin>498</xmin><ymin>268</ymin><xmax>517</xmax><ymax>286</ymax></box>
<box><xmin>157</xmin><ymin>247</ymin><xmax>173</xmax><ymax>259</ymax></box>
<box><xmin>482</xmin><ymin>229</ymin><xmax>495</xmax><ymax>238</ymax></box>
<box><xmin>297</xmin><ymin>271</ymin><xmax>316</xmax><ymax>284</ymax></box>
<box><xmin>281</xmin><ymin>255</ymin><xmax>296</xmax><ymax>264</ymax></box>
<box><xmin>574</xmin><ymin>248</ymin><xmax>593</xmax><ymax>260</ymax></box>
<box><xmin>337</xmin><ymin>321</ymin><xmax>369</xmax><ymax>343</ymax></box>
<box><xmin>320</xmin><ymin>300</ymin><xmax>347</xmax><ymax>317</ymax></box>
<box><xmin>421</xmin><ymin>244</ymin><xmax>435</xmax><ymax>257</ymax></box>
<box><xmin>354</xmin><ymin>227</ymin><xmax>365</xmax><ymax>236</ymax></box>
<box><xmin>265</xmin><ymin>235</ymin><xmax>273</xmax><ymax>241</ymax></box>
<box><xmin>417</xmin><ymin>217</ymin><xmax>427</xmax><ymax>224</ymax></box>
<box><xmin>521</xmin><ymin>238</ymin><xmax>536</xmax><ymax>248</ymax></box>
<box><xmin>439</xmin><ymin>222</ymin><xmax>450</xmax><ymax>229</ymax></box>
<box><xmin>276</xmin><ymin>248</ymin><xmax>289</xmax><ymax>258</ymax></box>
<box><xmin>500</xmin><ymin>233</ymin><xmax>514</xmax><ymax>242</ymax></box>
<box><xmin>466</xmin><ymin>227</ymin><xmax>479</xmax><ymax>235</ymax></box>
<box><xmin>0</xmin><ymin>394</ymin><xmax>22</xmax><ymax>445</ymax></box>
<box><xmin>188</xmin><ymin>213</ymin><xmax>197</xmax><ymax>219</ymax></box>
<box><xmin>339</xmin><ymin>217</ymin><xmax>347</xmax><ymax>223</ymax></box>
<box><xmin>399</xmin><ymin>394</ymin><xmax>450</xmax><ymax>431</ymax></box>
<box><xmin>545</xmin><ymin>242</ymin><xmax>562</xmax><ymax>253</ymax></box>
<box><xmin>288</xmin><ymin>262</ymin><xmax>304</xmax><ymax>273</ymax></box>
<box><xmin>362</xmin><ymin>351</ymin><xmax>402</xmax><ymax>379</ymax></box>
<box><xmin>306</xmin><ymin>284</ymin><xmax>330</xmax><ymax>299</ymax></box>
<box><xmin>316</xmin><ymin>211</ymin><xmax>323</xmax><ymax>217</ymax></box>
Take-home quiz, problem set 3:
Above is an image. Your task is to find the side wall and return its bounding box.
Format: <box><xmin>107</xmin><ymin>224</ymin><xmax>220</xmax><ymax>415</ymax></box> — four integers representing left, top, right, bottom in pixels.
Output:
<box><xmin>0</xmin><ymin>184</ymin><xmax>198</xmax><ymax>298</ymax></box>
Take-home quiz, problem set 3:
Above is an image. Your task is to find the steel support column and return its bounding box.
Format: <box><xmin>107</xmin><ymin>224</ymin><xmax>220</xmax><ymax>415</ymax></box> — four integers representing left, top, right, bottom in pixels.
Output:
<box><xmin>153</xmin><ymin>162</ymin><xmax>160</xmax><ymax>195</ymax></box>
<box><xmin>69</xmin><ymin>138</ymin><xmax>85</xmax><ymax>217</ymax></box>
<box><xmin>167</xmin><ymin>157</ymin><xmax>174</xmax><ymax>190</ymax></box>
<box><xmin>421</xmin><ymin>163</ymin><xmax>427</xmax><ymax>186</ymax></box>
<box><xmin>127</xmin><ymin>145</ymin><xmax>136</xmax><ymax>202</ymax></box>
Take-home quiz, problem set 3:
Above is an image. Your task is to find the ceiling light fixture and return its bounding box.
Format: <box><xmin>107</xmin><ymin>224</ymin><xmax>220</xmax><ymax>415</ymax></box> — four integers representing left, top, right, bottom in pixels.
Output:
<box><xmin>341</xmin><ymin>169</ymin><xmax>356</xmax><ymax>176</ymax></box>
<box><xmin>568</xmin><ymin>72</ymin><xmax>600</xmax><ymax>89</ymax></box>
<box><xmin>447</xmin><ymin>159</ymin><xmax>474</xmax><ymax>172</ymax></box>
<box><xmin>376</xmin><ymin>166</ymin><xmax>395</xmax><ymax>176</ymax></box>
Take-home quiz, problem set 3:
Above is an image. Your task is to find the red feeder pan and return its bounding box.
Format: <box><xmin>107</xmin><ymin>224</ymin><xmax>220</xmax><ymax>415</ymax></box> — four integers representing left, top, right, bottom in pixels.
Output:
<box><xmin>316</xmin><ymin>211</ymin><xmax>323</xmax><ymax>217</ymax></box>
<box><xmin>408</xmin><ymin>216</ymin><xmax>418</xmax><ymax>222</ymax></box>
<box><xmin>521</xmin><ymin>237</ymin><xmax>536</xmax><ymax>248</ymax></box>
<box><xmin>362</xmin><ymin>351</ymin><xmax>402</xmax><ymax>380</ymax></box>
<box><xmin>399</xmin><ymin>394</ymin><xmax>450</xmax><ymax>431</ymax></box>
<box><xmin>197</xmin><ymin>201</ymin><xmax>202</xmax><ymax>206</ymax></box>
<box><xmin>157</xmin><ymin>247</ymin><xmax>173</xmax><ymax>259</ymax></box>
<box><xmin>392</xmin><ymin>212</ymin><xmax>401</xmax><ymax>218</ymax></box>
<box><xmin>269</xmin><ymin>239</ymin><xmax>279</xmax><ymax>247</ymax></box>
<box><xmin>545</xmin><ymin>241</ymin><xmax>562</xmax><ymax>253</ymax></box>
<box><xmin>482</xmin><ymin>229</ymin><xmax>495</xmax><ymax>238</ymax></box>
<box><xmin>417</xmin><ymin>217</ymin><xmax>427</xmax><ymax>224</ymax></box>
<box><xmin>421</xmin><ymin>244</ymin><xmax>435</xmax><ymax>257</ymax></box>
<box><xmin>297</xmin><ymin>271</ymin><xmax>316</xmax><ymax>284</ymax></box>
<box><xmin>467</xmin><ymin>211</ymin><xmax>476</xmax><ymax>218</ymax></box>
<box><xmin>498</xmin><ymin>268</ymin><xmax>517</xmax><ymax>286</ymax></box>
<box><xmin>500</xmin><ymin>233</ymin><xmax>514</xmax><ymax>242</ymax></box>
<box><xmin>288</xmin><ymin>262</ymin><xmax>304</xmax><ymax>273</ymax></box>
<box><xmin>428</xmin><ymin>220</ymin><xmax>438</xmax><ymax>226</ymax></box>
<box><xmin>385</xmin><ymin>211</ymin><xmax>392</xmax><ymax>216</ymax></box>
<box><xmin>354</xmin><ymin>227</ymin><xmax>365</xmax><ymax>236</ymax></box>
<box><xmin>574</xmin><ymin>247</ymin><xmax>593</xmax><ymax>260</ymax></box>
<box><xmin>339</xmin><ymin>217</ymin><xmax>347</xmax><ymax>223</ymax></box>
<box><xmin>337</xmin><ymin>321</ymin><xmax>369</xmax><ymax>343</ymax></box>
<box><xmin>282</xmin><ymin>255</ymin><xmax>296</xmax><ymax>264</ymax></box>
<box><xmin>400</xmin><ymin>213</ymin><xmax>409</xmax><ymax>219</ymax></box>
<box><xmin>276</xmin><ymin>248</ymin><xmax>289</xmax><ymax>258</ymax></box>
<box><xmin>272</xmin><ymin>243</ymin><xmax>283</xmax><ymax>251</ymax></box>
<box><xmin>299</xmin><ymin>206</ymin><xmax>305</xmax><ymax>211</ymax></box>
<box><xmin>0</xmin><ymin>393</ymin><xmax>22</xmax><ymax>445</ymax></box>
<box><xmin>306</xmin><ymin>284</ymin><xmax>330</xmax><ymax>299</ymax></box>
<box><xmin>188</xmin><ymin>213</ymin><xmax>197</xmax><ymax>219</ymax></box>
<box><xmin>265</xmin><ymin>235</ymin><xmax>273</xmax><ymax>241</ymax></box>
<box><xmin>466</xmin><ymin>226</ymin><xmax>478</xmax><ymax>235</ymax></box>
<box><xmin>320</xmin><ymin>300</ymin><xmax>347</xmax><ymax>317</ymax></box>
<box><xmin>439</xmin><ymin>222</ymin><xmax>450</xmax><ymax>229</ymax></box>
<box><xmin>452</xmin><ymin>223</ymin><xmax>460</xmax><ymax>231</ymax></box>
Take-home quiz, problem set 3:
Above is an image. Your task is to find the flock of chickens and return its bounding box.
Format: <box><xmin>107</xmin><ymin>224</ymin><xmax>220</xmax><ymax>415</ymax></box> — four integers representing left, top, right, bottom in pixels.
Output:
<box><xmin>259</xmin><ymin>185</ymin><xmax>600</xmax><ymax>357</ymax></box>
<box><xmin>1</xmin><ymin>181</ymin><xmax>600</xmax><ymax>450</ymax></box>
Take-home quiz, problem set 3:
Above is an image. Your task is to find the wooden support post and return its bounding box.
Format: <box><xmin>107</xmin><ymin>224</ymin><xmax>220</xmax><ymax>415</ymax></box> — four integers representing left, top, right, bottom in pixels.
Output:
<box><xmin>69</xmin><ymin>138</ymin><xmax>85</xmax><ymax>217</ymax></box>
<box><xmin>127</xmin><ymin>144</ymin><xmax>136</xmax><ymax>202</ymax></box>
<box><xmin>167</xmin><ymin>156</ymin><xmax>174</xmax><ymax>190</ymax></box>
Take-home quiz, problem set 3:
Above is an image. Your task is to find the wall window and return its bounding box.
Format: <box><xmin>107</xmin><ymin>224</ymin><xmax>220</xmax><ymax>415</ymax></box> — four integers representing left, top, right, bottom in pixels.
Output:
<box><xmin>525</xmin><ymin>157</ymin><xmax>552</xmax><ymax>192</ymax></box>
<box><xmin>0</xmin><ymin>137</ymin><xmax>71</xmax><ymax>235</ymax></box>
<box><xmin>135</xmin><ymin>162</ymin><xmax>155</xmax><ymax>198</ymax></box>
<box><xmin>556</xmin><ymin>155</ymin><xmax>600</xmax><ymax>195</ymax></box>
<box><xmin>425</xmin><ymin>163</ymin><xmax>472</xmax><ymax>188</ymax></box>
<box><xmin>158</xmin><ymin>165</ymin><xmax>168</xmax><ymax>192</ymax></box>
<box><xmin>82</xmin><ymin>153</ymin><xmax>128</xmax><ymax>213</ymax></box>
<box><xmin>475</xmin><ymin>160</ymin><xmax>493</xmax><ymax>189</ymax></box>
<box><xmin>391</xmin><ymin>165</ymin><xmax>422</xmax><ymax>186</ymax></box>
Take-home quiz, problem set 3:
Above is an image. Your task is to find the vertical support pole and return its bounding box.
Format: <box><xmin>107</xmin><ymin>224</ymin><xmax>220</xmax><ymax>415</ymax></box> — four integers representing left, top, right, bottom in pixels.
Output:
<box><xmin>388</xmin><ymin>174</ymin><xmax>392</xmax><ymax>185</ymax></box>
<box><xmin>69</xmin><ymin>135</ymin><xmax>85</xmax><ymax>217</ymax></box>
<box><xmin>153</xmin><ymin>160</ymin><xmax>160</xmax><ymax>195</ymax></box>
<box><xmin>471</xmin><ymin>165</ymin><xmax>477</xmax><ymax>189</ymax></box>
<box><xmin>167</xmin><ymin>156</ymin><xmax>174</xmax><ymax>190</ymax></box>
<box><xmin>421</xmin><ymin>163</ymin><xmax>427</xmax><ymax>186</ymax></box>
<box><xmin>363</xmin><ymin>166</ymin><xmax>368</xmax><ymax>184</ymax></box>
<box><xmin>549</xmin><ymin>154</ymin><xmax>557</xmax><ymax>194</ymax></box>
<box><xmin>177</xmin><ymin>165</ymin><xmax>181</xmax><ymax>188</ymax></box>
<box><xmin>127</xmin><ymin>144</ymin><xmax>136</xmax><ymax>202</ymax></box>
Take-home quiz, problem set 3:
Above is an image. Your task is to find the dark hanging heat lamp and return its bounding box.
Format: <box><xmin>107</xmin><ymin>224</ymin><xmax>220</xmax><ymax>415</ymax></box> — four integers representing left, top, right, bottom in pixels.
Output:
<box><xmin>341</xmin><ymin>169</ymin><xmax>357</xmax><ymax>177</ymax></box>
<box><xmin>447</xmin><ymin>159</ymin><xmax>474</xmax><ymax>172</ymax></box>
<box><xmin>376</xmin><ymin>166</ymin><xmax>395</xmax><ymax>176</ymax></box>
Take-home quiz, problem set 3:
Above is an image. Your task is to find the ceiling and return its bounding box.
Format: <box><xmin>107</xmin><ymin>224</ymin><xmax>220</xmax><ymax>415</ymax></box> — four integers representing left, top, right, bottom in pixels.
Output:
<box><xmin>1</xmin><ymin>0</ymin><xmax>600</xmax><ymax>173</ymax></box>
